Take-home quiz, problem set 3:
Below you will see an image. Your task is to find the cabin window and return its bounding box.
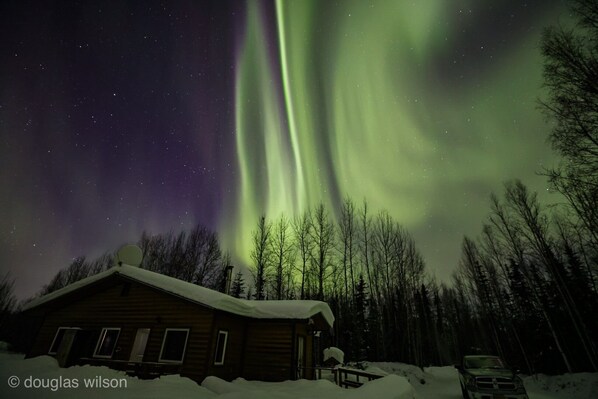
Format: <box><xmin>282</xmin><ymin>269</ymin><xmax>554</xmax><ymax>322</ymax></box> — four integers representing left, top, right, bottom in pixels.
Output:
<box><xmin>49</xmin><ymin>327</ymin><xmax>70</xmax><ymax>354</ymax></box>
<box><xmin>214</xmin><ymin>330</ymin><xmax>228</xmax><ymax>365</ymax></box>
<box><xmin>159</xmin><ymin>328</ymin><xmax>189</xmax><ymax>363</ymax></box>
<box><xmin>93</xmin><ymin>328</ymin><xmax>121</xmax><ymax>358</ymax></box>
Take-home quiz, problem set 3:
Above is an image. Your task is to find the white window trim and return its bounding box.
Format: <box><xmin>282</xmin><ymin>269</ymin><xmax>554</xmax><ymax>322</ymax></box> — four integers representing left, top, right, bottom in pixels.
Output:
<box><xmin>214</xmin><ymin>330</ymin><xmax>228</xmax><ymax>366</ymax></box>
<box><xmin>48</xmin><ymin>327</ymin><xmax>80</xmax><ymax>355</ymax></box>
<box><xmin>158</xmin><ymin>328</ymin><xmax>190</xmax><ymax>363</ymax></box>
<box><xmin>93</xmin><ymin>327</ymin><xmax>121</xmax><ymax>358</ymax></box>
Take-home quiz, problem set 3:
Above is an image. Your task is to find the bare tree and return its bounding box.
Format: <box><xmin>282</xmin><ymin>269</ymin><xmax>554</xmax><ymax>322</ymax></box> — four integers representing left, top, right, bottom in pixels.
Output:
<box><xmin>270</xmin><ymin>214</ymin><xmax>295</xmax><ymax>299</ymax></box>
<box><xmin>292</xmin><ymin>209</ymin><xmax>312</xmax><ymax>299</ymax></box>
<box><xmin>138</xmin><ymin>226</ymin><xmax>223</xmax><ymax>288</ymax></box>
<box><xmin>541</xmin><ymin>0</ymin><xmax>598</xmax><ymax>250</ymax></box>
<box><xmin>41</xmin><ymin>256</ymin><xmax>91</xmax><ymax>294</ymax></box>
<box><xmin>88</xmin><ymin>253</ymin><xmax>113</xmax><ymax>275</ymax></box>
<box><xmin>0</xmin><ymin>273</ymin><xmax>16</xmax><ymax>328</ymax></box>
<box><xmin>504</xmin><ymin>180</ymin><xmax>598</xmax><ymax>371</ymax></box>
<box><xmin>370</xmin><ymin>211</ymin><xmax>404</xmax><ymax>300</ymax></box>
<box><xmin>251</xmin><ymin>215</ymin><xmax>272</xmax><ymax>300</ymax></box>
<box><xmin>338</xmin><ymin>197</ymin><xmax>357</xmax><ymax>302</ymax></box>
<box><xmin>139</xmin><ymin>231</ymin><xmax>169</xmax><ymax>273</ymax></box>
<box><xmin>487</xmin><ymin>189</ymin><xmax>574</xmax><ymax>372</ymax></box>
<box><xmin>309</xmin><ymin>204</ymin><xmax>335</xmax><ymax>300</ymax></box>
<box><xmin>187</xmin><ymin>225</ymin><xmax>222</xmax><ymax>288</ymax></box>
<box><xmin>358</xmin><ymin>200</ymin><xmax>374</xmax><ymax>301</ymax></box>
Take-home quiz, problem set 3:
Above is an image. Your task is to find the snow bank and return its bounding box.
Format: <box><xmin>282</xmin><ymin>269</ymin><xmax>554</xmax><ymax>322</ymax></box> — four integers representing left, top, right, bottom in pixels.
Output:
<box><xmin>4</xmin><ymin>348</ymin><xmax>595</xmax><ymax>399</ymax></box>
<box><xmin>353</xmin><ymin>375</ymin><xmax>415</xmax><ymax>399</ymax></box>
<box><xmin>369</xmin><ymin>361</ymin><xmax>598</xmax><ymax>399</ymax></box>
<box><xmin>23</xmin><ymin>265</ymin><xmax>334</xmax><ymax>327</ymax></box>
<box><xmin>0</xmin><ymin>352</ymin><xmax>214</xmax><ymax>399</ymax></box>
<box><xmin>202</xmin><ymin>375</ymin><xmax>415</xmax><ymax>399</ymax></box>
<box><xmin>523</xmin><ymin>372</ymin><xmax>598</xmax><ymax>399</ymax></box>
<box><xmin>366</xmin><ymin>362</ymin><xmax>427</xmax><ymax>385</ymax></box>
<box><xmin>364</xmin><ymin>366</ymin><xmax>388</xmax><ymax>376</ymax></box>
<box><xmin>0</xmin><ymin>341</ymin><xmax>12</xmax><ymax>352</ymax></box>
<box><xmin>422</xmin><ymin>365</ymin><xmax>459</xmax><ymax>380</ymax></box>
<box><xmin>202</xmin><ymin>376</ymin><xmax>341</xmax><ymax>398</ymax></box>
<box><xmin>0</xmin><ymin>350</ymin><xmax>414</xmax><ymax>399</ymax></box>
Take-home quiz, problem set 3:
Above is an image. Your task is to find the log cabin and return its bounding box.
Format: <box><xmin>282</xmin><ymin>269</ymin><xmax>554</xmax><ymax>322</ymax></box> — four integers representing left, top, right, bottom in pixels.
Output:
<box><xmin>22</xmin><ymin>264</ymin><xmax>334</xmax><ymax>383</ymax></box>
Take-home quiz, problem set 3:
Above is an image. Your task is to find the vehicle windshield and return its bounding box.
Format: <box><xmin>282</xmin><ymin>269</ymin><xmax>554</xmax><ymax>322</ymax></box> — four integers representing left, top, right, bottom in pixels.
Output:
<box><xmin>464</xmin><ymin>356</ymin><xmax>505</xmax><ymax>369</ymax></box>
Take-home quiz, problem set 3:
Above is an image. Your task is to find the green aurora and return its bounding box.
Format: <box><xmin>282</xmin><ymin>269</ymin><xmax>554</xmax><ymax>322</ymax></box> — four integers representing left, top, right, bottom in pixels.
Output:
<box><xmin>222</xmin><ymin>0</ymin><xmax>564</xmax><ymax>281</ymax></box>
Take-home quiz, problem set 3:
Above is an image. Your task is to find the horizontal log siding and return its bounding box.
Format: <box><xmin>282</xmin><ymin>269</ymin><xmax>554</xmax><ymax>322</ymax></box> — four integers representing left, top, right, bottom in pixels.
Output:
<box><xmin>206</xmin><ymin>311</ymin><xmax>246</xmax><ymax>381</ymax></box>
<box><xmin>28</xmin><ymin>278</ymin><xmax>214</xmax><ymax>382</ymax></box>
<box><xmin>242</xmin><ymin>321</ymin><xmax>293</xmax><ymax>381</ymax></box>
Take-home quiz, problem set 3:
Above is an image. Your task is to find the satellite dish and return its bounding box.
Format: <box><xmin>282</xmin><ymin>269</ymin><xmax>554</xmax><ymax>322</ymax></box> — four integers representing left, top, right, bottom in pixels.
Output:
<box><xmin>116</xmin><ymin>244</ymin><xmax>143</xmax><ymax>267</ymax></box>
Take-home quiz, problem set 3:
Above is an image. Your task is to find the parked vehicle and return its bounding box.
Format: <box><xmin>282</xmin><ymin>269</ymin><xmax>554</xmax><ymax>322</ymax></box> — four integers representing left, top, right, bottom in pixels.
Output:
<box><xmin>455</xmin><ymin>355</ymin><xmax>528</xmax><ymax>399</ymax></box>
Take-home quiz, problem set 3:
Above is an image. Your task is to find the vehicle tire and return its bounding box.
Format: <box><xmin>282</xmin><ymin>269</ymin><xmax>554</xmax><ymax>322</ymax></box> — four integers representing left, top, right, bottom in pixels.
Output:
<box><xmin>460</xmin><ymin>383</ymin><xmax>470</xmax><ymax>399</ymax></box>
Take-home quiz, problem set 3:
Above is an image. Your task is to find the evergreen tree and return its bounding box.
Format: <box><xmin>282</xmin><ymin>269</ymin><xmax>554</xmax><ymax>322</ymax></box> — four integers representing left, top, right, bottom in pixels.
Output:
<box><xmin>231</xmin><ymin>271</ymin><xmax>245</xmax><ymax>299</ymax></box>
<box><xmin>366</xmin><ymin>298</ymin><xmax>381</xmax><ymax>361</ymax></box>
<box><xmin>353</xmin><ymin>274</ymin><xmax>368</xmax><ymax>362</ymax></box>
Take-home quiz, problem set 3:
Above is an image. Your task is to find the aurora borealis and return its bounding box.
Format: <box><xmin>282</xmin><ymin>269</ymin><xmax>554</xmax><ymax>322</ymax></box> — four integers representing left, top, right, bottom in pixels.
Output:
<box><xmin>1</xmin><ymin>0</ymin><xmax>566</xmax><ymax>299</ymax></box>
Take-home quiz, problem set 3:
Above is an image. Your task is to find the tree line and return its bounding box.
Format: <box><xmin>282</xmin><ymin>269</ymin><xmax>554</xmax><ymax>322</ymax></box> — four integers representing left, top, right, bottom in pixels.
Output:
<box><xmin>0</xmin><ymin>0</ymin><xmax>596</xmax><ymax>375</ymax></box>
<box><xmin>444</xmin><ymin>0</ymin><xmax>598</xmax><ymax>374</ymax></box>
<box><xmin>245</xmin><ymin>200</ymin><xmax>433</xmax><ymax>366</ymax></box>
<box><xmin>451</xmin><ymin>181</ymin><xmax>597</xmax><ymax>374</ymax></box>
<box><xmin>240</xmin><ymin>0</ymin><xmax>598</xmax><ymax>372</ymax></box>
<box><xmin>37</xmin><ymin>224</ymin><xmax>230</xmax><ymax>296</ymax></box>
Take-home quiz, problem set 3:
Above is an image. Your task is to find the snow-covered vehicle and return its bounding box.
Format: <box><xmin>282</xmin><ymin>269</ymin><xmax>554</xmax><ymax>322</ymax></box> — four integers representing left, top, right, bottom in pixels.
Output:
<box><xmin>455</xmin><ymin>355</ymin><xmax>528</xmax><ymax>399</ymax></box>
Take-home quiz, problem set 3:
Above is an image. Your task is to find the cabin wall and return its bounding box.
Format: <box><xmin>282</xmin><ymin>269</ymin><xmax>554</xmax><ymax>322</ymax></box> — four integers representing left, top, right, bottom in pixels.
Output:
<box><xmin>206</xmin><ymin>311</ymin><xmax>246</xmax><ymax>381</ymax></box>
<box><xmin>242</xmin><ymin>320</ymin><xmax>294</xmax><ymax>381</ymax></box>
<box><xmin>27</xmin><ymin>275</ymin><xmax>329</xmax><ymax>383</ymax></box>
<box><xmin>210</xmin><ymin>319</ymin><xmax>315</xmax><ymax>382</ymax></box>
<box><xmin>28</xmin><ymin>278</ymin><xmax>214</xmax><ymax>382</ymax></box>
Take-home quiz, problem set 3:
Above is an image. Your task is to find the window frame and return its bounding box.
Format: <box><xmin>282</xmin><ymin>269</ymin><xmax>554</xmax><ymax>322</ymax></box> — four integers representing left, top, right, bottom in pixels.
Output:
<box><xmin>158</xmin><ymin>328</ymin><xmax>190</xmax><ymax>364</ymax></box>
<box><xmin>48</xmin><ymin>327</ymin><xmax>79</xmax><ymax>355</ymax></box>
<box><xmin>213</xmin><ymin>330</ymin><xmax>228</xmax><ymax>366</ymax></box>
<box><xmin>93</xmin><ymin>327</ymin><xmax>121</xmax><ymax>359</ymax></box>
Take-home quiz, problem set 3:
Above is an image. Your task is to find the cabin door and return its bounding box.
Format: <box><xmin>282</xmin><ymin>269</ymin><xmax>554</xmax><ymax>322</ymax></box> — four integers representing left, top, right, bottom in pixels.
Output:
<box><xmin>296</xmin><ymin>335</ymin><xmax>305</xmax><ymax>379</ymax></box>
<box><xmin>129</xmin><ymin>328</ymin><xmax>150</xmax><ymax>362</ymax></box>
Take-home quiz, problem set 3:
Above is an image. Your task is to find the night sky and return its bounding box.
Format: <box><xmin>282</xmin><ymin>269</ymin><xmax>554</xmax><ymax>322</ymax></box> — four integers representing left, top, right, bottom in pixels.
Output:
<box><xmin>1</xmin><ymin>0</ymin><xmax>568</xmax><ymax>300</ymax></box>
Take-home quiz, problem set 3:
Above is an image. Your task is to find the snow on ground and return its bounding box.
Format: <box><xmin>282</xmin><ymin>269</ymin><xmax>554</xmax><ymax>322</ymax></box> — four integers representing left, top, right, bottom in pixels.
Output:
<box><xmin>522</xmin><ymin>373</ymin><xmax>598</xmax><ymax>399</ymax></box>
<box><xmin>366</xmin><ymin>362</ymin><xmax>461</xmax><ymax>399</ymax></box>
<box><xmin>202</xmin><ymin>374</ymin><xmax>414</xmax><ymax>399</ymax></box>
<box><xmin>0</xmin><ymin>346</ymin><xmax>596</xmax><ymax>399</ymax></box>
<box><xmin>0</xmin><ymin>350</ymin><xmax>414</xmax><ymax>399</ymax></box>
<box><xmin>366</xmin><ymin>361</ymin><xmax>598</xmax><ymax>399</ymax></box>
<box><xmin>0</xmin><ymin>351</ymin><xmax>212</xmax><ymax>399</ymax></box>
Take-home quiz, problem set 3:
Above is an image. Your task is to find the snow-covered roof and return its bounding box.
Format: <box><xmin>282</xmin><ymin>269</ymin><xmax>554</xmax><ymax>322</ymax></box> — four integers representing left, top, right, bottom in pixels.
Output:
<box><xmin>23</xmin><ymin>265</ymin><xmax>334</xmax><ymax>328</ymax></box>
